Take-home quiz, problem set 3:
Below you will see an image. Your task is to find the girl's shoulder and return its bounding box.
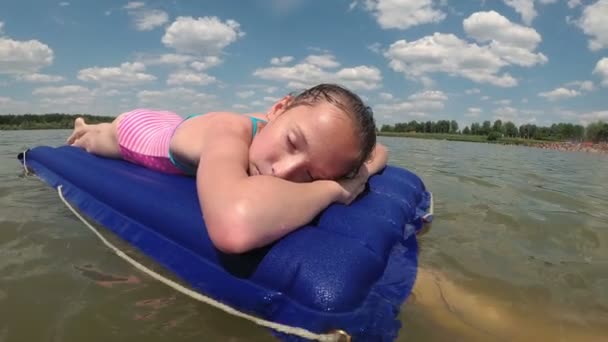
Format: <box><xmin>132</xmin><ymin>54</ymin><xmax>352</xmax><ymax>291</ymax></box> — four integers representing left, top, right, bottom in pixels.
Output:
<box><xmin>180</xmin><ymin>111</ymin><xmax>266</xmax><ymax>136</ymax></box>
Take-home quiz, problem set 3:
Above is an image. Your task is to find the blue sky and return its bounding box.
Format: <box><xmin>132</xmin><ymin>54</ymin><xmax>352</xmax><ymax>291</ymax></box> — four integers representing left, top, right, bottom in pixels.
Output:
<box><xmin>0</xmin><ymin>0</ymin><xmax>607</xmax><ymax>127</ymax></box>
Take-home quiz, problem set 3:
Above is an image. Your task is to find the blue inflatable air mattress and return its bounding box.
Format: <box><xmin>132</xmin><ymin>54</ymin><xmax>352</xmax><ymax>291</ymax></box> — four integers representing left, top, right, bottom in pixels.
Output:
<box><xmin>18</xmin><ymin>145</ymin><xmax>432</xmax><ymax>341</ymax></box>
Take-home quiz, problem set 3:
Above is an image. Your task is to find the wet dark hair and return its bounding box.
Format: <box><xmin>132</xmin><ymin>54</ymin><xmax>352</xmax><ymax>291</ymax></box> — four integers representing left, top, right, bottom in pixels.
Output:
<box><xmin>284</xmin><ymin>83</ymin><xmax>377</xmax><ymax>179</ymax></box>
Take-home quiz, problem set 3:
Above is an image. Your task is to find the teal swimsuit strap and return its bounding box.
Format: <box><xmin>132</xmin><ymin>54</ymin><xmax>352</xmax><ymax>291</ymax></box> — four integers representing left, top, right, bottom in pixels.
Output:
<box><xmin>249</xmin><ymin>117</ymin><xmax>267</xmax><ymax>136</ymax></box>
<box><xmin>168</xmin><ymin>151</ymin><xmax>197</xmax><ymax>176</ymax></box>
<box><xmin>169</xmin><ymin>114</ymin><xmax>267</xmax><ymax>176</ymax></box>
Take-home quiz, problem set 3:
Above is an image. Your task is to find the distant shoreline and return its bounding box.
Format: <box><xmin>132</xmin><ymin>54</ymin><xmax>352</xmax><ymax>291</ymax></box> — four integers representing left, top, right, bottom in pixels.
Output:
<box><xmin>378</xmin><ymin>132</ymin><xmax>608</xmax><ymax>154</ymax></box>
<box><xmin>0</xmin><ymin>114</ymin><xmax>114</xmax><ymax>131</ymax></box>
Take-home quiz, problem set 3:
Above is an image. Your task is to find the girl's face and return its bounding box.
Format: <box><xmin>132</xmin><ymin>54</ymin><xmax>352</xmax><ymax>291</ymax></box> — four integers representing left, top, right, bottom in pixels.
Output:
<box><xmin>248</xmin><ymin>98</ymin><xmax>360</xmax><ymax>182</ymax></box>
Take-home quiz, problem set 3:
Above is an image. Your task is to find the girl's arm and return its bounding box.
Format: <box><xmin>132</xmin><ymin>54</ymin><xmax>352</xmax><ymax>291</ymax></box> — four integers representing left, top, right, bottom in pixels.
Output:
<box><xmin>196</xmin><ymin>114</ymin><xmax>345</xmax><ymax>254</ymax></box>
<box><xmin>367</xmin><ymin>143</ymin><xmax>388</xmax><ymax>175</ymax></box>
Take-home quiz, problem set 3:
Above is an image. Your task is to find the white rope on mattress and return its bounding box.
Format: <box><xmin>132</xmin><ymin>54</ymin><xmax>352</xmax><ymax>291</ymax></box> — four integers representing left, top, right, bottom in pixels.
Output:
<box><xmin>55</xmin><ymin>184</ymin><xmax>345</xmax><ymax>342</ymax></box>
<box><xmin>22</xmin><ymin>150</ymin><xmax>31</xmax><ymax>175</ymax></box>
<box><xmin>422</xmin><ymin>192</ymin><xmax>434</xmax><ymax>222</ymax></box>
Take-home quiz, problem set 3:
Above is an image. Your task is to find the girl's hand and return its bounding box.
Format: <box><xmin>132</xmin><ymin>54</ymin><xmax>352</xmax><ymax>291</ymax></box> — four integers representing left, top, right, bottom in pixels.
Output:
<box><xmin>335</xmin><ymin>166</ymin><xmax>370</xmax><ymax>205</ymax></box>
<box><xmin>334</xmin><ymin>143</ymin><xmax>389</xmax><ymax>205</ymax></box>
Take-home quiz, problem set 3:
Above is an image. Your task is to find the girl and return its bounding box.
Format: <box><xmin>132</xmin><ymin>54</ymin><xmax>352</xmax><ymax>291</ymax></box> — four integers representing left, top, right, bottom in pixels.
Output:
<box><xmin>67</xmin><ymin>84</ymin><xmax>388</xmax><ymax>254</ymax></box>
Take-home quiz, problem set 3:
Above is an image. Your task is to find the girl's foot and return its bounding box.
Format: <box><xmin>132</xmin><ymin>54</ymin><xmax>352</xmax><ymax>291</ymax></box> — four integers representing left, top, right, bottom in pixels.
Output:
<box><xmin>66</xmin><ymin>117</ymin><xmax>87</xmax><ymax>145</ymax></box>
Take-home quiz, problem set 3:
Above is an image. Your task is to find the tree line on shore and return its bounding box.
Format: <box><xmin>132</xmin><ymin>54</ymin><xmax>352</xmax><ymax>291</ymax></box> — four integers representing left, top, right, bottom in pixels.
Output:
<box><xmin>0</xmin><ymin>114</ymin><xmax>114</xmax><ymax>130</ymax></box>
<box><xmin>380</xmin><ymin>119</ymin><xmax>608</xmax><ymax>143</ymax></box>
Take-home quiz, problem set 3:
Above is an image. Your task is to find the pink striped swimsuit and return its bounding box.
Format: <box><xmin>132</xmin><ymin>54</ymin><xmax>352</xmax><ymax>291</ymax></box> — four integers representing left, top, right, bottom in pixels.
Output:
<box><xmin>117</xmin><ymin>109</ymin><xmax>187</xmax><ymax>175</ymax></box>
<box><xmin>117</xmin><ymin>108</ymin><xmax>266</xmax><ymax>176</ymax></box>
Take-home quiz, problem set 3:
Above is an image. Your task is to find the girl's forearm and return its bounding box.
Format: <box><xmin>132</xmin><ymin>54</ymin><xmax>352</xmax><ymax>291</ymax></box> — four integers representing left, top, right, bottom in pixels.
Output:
<box><xmin>199</xmin><ymin>175</ymin><xmax>342</xmax><ymax>253</ymax></box>
<box><xmin>236</xmin><ymin>177</ymin><xmax>340</xmax><ymax>242</ymax></box>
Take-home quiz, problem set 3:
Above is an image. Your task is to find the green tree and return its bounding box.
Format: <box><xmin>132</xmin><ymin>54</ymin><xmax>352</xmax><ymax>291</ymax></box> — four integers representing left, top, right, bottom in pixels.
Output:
<box><xmin>492</xmin><ymin>119</ymin><xmax>503</xmax><ymax>133</ymax></box>
<box><xmin>504</xmin><ymin>121</ymin><xmax>518</xmax><ymax>137</ymax></box>
<box><xmin>380</xmin><ymin>124</ymin><xmax>393</xmax><ymax>132</ymax></box>
<box><xmin>471</xmin><ymin>122</ymin><xmax>481</xmax><ymax>135</ymax></box>
<box><xmin>462</xmin><ymin>126</ymin><xmax>471</xmax><ymax>135</ymax></box>
<box><xmin>481</xmin><ymin>121</ymin><xmax>492</xmax><ymax>135</ymax></box>
<box><xmin>450</xmin><ymin>120</ymin><xmax>459</xmax><ymax>133</ymax></box>
<box><xmin>586</xmin><ymin>121</ymin><xmax>608</xmax><ymax>142</ymax></box>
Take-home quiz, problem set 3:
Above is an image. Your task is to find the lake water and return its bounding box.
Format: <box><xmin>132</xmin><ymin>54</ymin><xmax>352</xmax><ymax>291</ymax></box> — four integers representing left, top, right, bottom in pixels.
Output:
<box><xmin>1</xmin><ymin>130</ymin><xmax>607</xmax><ymax>341</ymax></box>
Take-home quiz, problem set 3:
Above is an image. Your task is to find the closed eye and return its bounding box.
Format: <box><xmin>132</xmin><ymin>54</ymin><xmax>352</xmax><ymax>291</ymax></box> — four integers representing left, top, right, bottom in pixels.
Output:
<box><xmin>287</xmin><ymin>133</ymin><xmax>297</xmax><ymax>151</ymax></box>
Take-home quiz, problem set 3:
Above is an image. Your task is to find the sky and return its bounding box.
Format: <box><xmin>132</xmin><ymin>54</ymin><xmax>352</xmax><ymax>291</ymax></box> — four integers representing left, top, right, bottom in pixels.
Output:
<box><xmin>0</xmin><ymin>0</ymin><xmax>607</xmax><ymax>127</ymax></box>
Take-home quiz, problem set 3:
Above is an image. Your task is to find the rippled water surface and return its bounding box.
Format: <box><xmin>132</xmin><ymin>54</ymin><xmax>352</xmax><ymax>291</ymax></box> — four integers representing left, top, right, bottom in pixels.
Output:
<box><xmin>1</xmin><ymin>130</ymin><xmax>607</xmax><ymax>341</ymax></box>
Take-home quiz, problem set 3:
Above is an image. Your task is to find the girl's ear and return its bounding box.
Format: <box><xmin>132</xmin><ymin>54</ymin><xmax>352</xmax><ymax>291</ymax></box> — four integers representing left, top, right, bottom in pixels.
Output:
<box><xmin>267</xmin><ymin>96</ymin><xmax>292</xmax><ymax>121</ymax></box>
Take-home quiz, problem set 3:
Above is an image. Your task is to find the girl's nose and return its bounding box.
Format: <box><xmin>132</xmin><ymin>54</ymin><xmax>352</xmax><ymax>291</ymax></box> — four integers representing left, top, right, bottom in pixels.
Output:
<box><xmin>272</xmin><ymin>156</ymin><xmax>305</xmax><ymax>180</ymax></box>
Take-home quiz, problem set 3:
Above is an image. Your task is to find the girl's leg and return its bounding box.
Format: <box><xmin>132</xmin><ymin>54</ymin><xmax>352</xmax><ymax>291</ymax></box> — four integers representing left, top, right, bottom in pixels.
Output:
<box><xmin>68</xmin><ymin>117</ymin><xmax>122</xmax><ymax>159</ymax></box>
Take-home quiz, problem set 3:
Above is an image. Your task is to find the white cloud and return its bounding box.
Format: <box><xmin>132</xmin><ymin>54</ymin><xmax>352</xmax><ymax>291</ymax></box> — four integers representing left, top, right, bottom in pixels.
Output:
<box><xmin>0</xmin><ymin>22</ymin><xmax>3</xmax><ymax>34</ymax></box>
<box><xmin>565</xmin><ymin>80</ymin><xmax>595</xmax><ymax>92</ymax></box>
<box><xmin>379</xmin><ymin>92</ymin><xmax>394</xmax><ymax>100</ymax></box>
<box><xmin>137</xmin><ymin>10</ymin><xmax>169</xmax><ymax>31</ymax></box>
<box><xmin>578</xmin><ymin>80</ymin><xmax>594</xmax><ymax>91</ymax></box>
<box><xmin>385</xmin><ymin>33</ymin><xmax>517</xmax><ymax>87</ymax></box>
<box><xmin>465</xmin><ymin>107</ymin><xmax>482</xmax><ymax>117</ymax></box>
<box><xmin>92</xmin><ymin>88</ymin><xmax>121</xmax><ymax>97</ymax></box>
<box><xmin>465</xmin><ymin>88</ymin><xmax>481</xmax><ymax>94</ymax></box>
<box><xmin>487</xmin><ymin>41</ymin><xmax>547</xmax><ymax>67</ymax></box>
<box><xmin>78</xmin><ymin>62</ymin><xmax>156</xmax><ymax>86</ymax></box>
<box><xmin>162</xmin><ymin>16</ymin><xmax>244</xmax><ymax>55</ymax></box>
<box><xmin>145</xmin><ymin>53</ymin><xmax>194</xmax><ymax>66</ymax></box>
<box><xmin>464</xmin><ymin>11</ymin><xmax>542</xmax><ymax>49</ymax></box>
<box><xmin>408</xmin><ymin>90</ymin><xmax>448</xmax><ymax>102</ymax></box>
<box><xmin>578</xmin><ymin>110</ymin><xmax>608</xmax><ymax>125</ymax></box>
<box><xmin>577</xmin><ymin>0</ymin><xmax>608</xmax><ymax>51</ymax></box>
<box><xmin>270</xmin><ymin>56</ymin><xmax>294</xmax><ymax>65</ymax></box>
<box><xmin>373</xmin><ymin>89</ymin><xmax>448</xmax><ymax>122</ymax></box>
<box><xmin>0</xmin><ymin>96</ymin><xmax>27</xmax><ymax>114</ymax></box>
<box><xmin>385</xmin><ymin>12</ymin><xmax>547</xmax><ymax>87</ymax></box>
<box><xmin>464</xmin><ymin>11</ymin><xmax>547</xmax><ymax>67</ymax></box>
<box><xmin>503</xmin><ymin>0</ymin><xmax>537</xmax><ymax>25</ymax></box>
<box><xmin>232</xmin><ymin>103</ymin><xmax>249</xmax><ymax>110</ymax></box>
<box><xmin>33</xmin><ymin>85</ymin><xmax>91</xmax><ymax>96</ymax></box>
<box><xmin>237</xmin><ymin>90</ymin><xmax>255</xmax><ymax>98</ymax></box>
<box><xmin>59</xmin><ymin>2</ymin><xmax>70</xmax><ymax>6</ymax></box>
<box><xmin>538</xmin><ymin>0</ymin><xmax>557</xmax><ymax>4</ymax></box>
<box><xmin>166</xmin><ymin>70</ymin><xmax>216</xmax><ymax>86</ymax></box>
<box><xmin>538</xmin><ymin>87</ymin><xmax>580</xmax><ymax>101</ymax></box>
<box><xmin>254</xmin><ymin>63</ymin><xmax>326</xmax><ymax>88</ymax></box>
<box><xmin>123</xmin><ymin>2</ymin><xmax>168</xmax><ymax>31</ymax></box>
<box><xmin>364</xmin><ymin>0</ymin><xmax>446</xmax><ymax>30</ymax></box>
<box><xmin>0</xmin><ymin>36</ymin><xmax>53</xmax><ymax>74</ymax></box>
<box><xmin>191</xmin><ymin>56</ymin><xmax>222</xmax><ymax>71</ymax></box>
<box><xmin>253</xmin><ymin>55</ymin><xmax>382</xmax><ymax>91</ymax></box>
<box><xmin>263</xmin><ymin>96</ymin><xmax>280</xmax><ymax>102</ymax></box>
<box><xmin>348</xmin><ymin>1</ymin><xmax>358</xmax><ymax>11</ymax></box>
<box><xmin>137</xmin><ymin>87</ymin><xmax>218</xmax><ymax>112</ymax></box>
<box><xmin>334</xmin><ymin>65</ymin><xmax>382</xmax><ymax>90</ymax></box>
<box><xmin>494</xmin><ymin>99</ymin><xmax>512</xmax><ymax>105</ymax></box>
<box><xmin>33</xmin><ymin>85</ymin><xmax>94</xmax><ymax>108</ymax></box>
<box><xmin>368</xmin><ymin>42</ymin><xmax>382</xmax><ymax>54</ymax></box>
<box><xmin>567</xmin><ymin>0</ymin><xmax>582</xmax><ymax>8</ymax></box>
<box><xmin>593</xmin><ymin>57</ymin><xmax>608</xmax><ymax>86</ymax></box>
<box><xmin>493</xmin><ymin>106</ymin><xmax>537</xmax><ymax>124</ymax></box>
<box><xmin>124</xmin><ymin>2</ymin><xmax>144</xmax><ymax>10</ymax></box>
<box><xmin>17</xmin><ymin>73</ymin><xmax>64</xmax><ymax>83</ymax></box>
<box><xmin>304</xmin><ymin>54</ymin><xmax>340</xmax><ymax>68</ymax></box>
